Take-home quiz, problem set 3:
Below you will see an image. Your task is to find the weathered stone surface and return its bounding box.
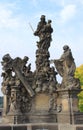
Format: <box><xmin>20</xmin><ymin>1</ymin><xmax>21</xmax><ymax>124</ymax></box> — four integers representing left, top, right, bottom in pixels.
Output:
<box><xmin>0</xmin><ymin>126</ymin><xmax>11</xmax><ymax>130</ymax></box>
<box><xmin>52</xmin><ymin>45</ymin><xmax>80</xmax><ymax>90</ymax></box>
<box><xmin>73</xmin><ymin>112</ymin><xmax>83</xmax><ymax>124</ymax></box>
<box><xmin>13</xmin><ymin>126</ymin><xmax>27</xmax><ymax>130</ymax></box>
<box><xmin>1</xmin><ymin>15</ymin><xmax>81</xmax><ymax>124</ymax></box>
<box><xmin>35</xmin><ymin>94</ymin><xmax>50</xmax><ymax>110</ymax></box>
<box><xmin>76</xmin><ymin>127</ymin><xmax>83</xmax><ymax>130</ymax></box>
<box><xmin>32</xmin><ymin>124</ymin><xmax>58</xmax><ymax>130</ymax></box>
<box><xmin>59</xmin><ymin>124</ymin><xmax>75</xmax><ymax>130</ymax></box>
<box><xmin>1</xmin><ymin>124</ymin><xmax>83</xmax><ymax>130</ymax></box>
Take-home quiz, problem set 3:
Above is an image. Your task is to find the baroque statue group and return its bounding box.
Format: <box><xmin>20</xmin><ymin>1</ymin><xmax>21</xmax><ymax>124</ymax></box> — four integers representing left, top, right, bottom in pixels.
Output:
<box><xmin>1</xmin><ymin>15</ymin><xmax>80</xmax><ymax>124</ymax></box>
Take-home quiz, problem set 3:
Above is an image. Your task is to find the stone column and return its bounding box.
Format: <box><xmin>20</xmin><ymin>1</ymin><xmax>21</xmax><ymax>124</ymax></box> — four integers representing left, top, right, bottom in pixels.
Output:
<box><xmin>3</xmin><ymin>95</ymin><xmax>8</xmax><ymax>116</ymax></box>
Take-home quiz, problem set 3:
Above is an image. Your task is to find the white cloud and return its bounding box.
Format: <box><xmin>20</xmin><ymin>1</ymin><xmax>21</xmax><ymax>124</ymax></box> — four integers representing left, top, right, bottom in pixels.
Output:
<box><xmin>49</xmin><ymin>0</ymin><xmax>83</xmax><ymax>7</ymax></box>
<box><xmin>0</xmin><ymin>3</ymin><xmax>23</xmax><ymax>29</ymax></box>
<box><xmin>30</xmin><ymin>0</ymin><xmax>38</xmax><ymax>7</ymax></box>
<box><xmin>77</xmin><ymin>0</ymin><xmax>83</xmax><ymax>4</ymax></box>
<box><xmin>0</xmin><ymin>10</ymin><xmax>19</xmax><ymax>28</ymax></box>
<box><xmin>49</xmin><ymin>0</ymin><xmax>65</xmax><ymax>6</ymax></box>
<box><xmin>60</xmin><ymin>4</ymin><xmax>76</xmax><ymax>23</ymax></box>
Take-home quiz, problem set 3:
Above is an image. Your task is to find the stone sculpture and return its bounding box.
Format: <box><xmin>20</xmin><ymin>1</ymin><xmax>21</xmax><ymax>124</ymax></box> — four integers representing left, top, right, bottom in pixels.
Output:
<box><xmin>52</xmin><ymin>45</ymin><xmax>80</xmax><ymax>89</ymax></box>
<box><xmin>1</xmin><ymin>15</ymin><xmax>80</xmax><ymax>124</ymax></box>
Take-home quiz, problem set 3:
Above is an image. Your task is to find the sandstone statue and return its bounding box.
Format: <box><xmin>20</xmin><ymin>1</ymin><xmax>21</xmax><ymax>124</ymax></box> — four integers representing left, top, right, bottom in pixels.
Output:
<box><xmin>1</xmin><ymin>15</ymin><xmax>80</xmax><ymax>124</ymax></box>
<box><xmin>52</xmin><ymin>45</ymin><xmax>80</xmax><ymax>89</ymax></box>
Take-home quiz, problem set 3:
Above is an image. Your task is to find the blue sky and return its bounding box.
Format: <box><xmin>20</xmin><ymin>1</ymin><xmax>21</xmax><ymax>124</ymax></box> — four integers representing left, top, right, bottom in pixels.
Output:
<box><xmin>0</xmin><ymin>0</ymin><xmax>83</xmax><ymax>95</ymax></box>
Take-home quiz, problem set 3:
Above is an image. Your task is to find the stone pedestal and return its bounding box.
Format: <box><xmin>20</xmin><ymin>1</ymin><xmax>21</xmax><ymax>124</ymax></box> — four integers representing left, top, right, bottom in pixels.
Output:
<box><xmin>27</xmin><ymin>93</ymin><xmax>57</xmax><ymax>123</ymax></box>
<box><xmin>57</xmin><ymin>89</ymin><xmax>81</xmax><ymax>124</ymax></box>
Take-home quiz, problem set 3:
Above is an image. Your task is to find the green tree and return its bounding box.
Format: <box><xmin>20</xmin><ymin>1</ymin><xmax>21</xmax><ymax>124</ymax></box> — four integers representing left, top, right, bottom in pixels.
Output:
<box><xmin>75</xmin><ymin>64</ymin><xmax>83</xmax><ymax>112</ymax></box>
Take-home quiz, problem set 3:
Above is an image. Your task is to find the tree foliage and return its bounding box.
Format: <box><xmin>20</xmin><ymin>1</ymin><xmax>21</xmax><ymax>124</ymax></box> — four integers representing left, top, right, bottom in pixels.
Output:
<box><xmin>75</xmin><ymin>64</ymin><xmax>83</xmax><ymax>112</ymax></box>
<box><xmin>75</xmin><ymin>64</ymin><xmax>83</xmax><ymax>87</ymax></box>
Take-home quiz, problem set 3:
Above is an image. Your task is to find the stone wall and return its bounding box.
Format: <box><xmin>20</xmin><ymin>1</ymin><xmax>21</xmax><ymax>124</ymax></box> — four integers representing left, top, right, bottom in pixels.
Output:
<box><xmin>0</xmin><ymin>123</ymin><xmax>83</xmax><ymax>130</ymax></box>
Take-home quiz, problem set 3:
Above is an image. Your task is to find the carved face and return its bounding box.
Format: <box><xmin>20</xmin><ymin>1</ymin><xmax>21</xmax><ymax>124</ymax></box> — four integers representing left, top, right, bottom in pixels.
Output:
<box><xmin>63</xmin><ymin>45</ymin><xmax>69</xmax><ymax>51</ymax></box>
<box><xmin>2</xmin><ymin>54</ymin><xmax>12</xmax><ymax>71</ymax></box>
